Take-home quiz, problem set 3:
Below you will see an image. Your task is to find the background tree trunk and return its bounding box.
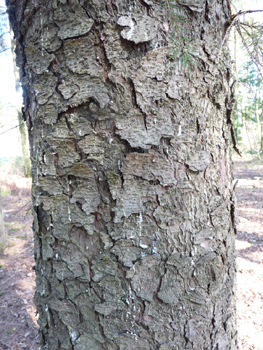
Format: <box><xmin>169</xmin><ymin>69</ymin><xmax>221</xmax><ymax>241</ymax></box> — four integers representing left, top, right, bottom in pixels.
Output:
<box><xmin>260</xmin><ymin>106</ymin><xmax>263</xmax><ymax>154</ymax></box>
<box><xmin>0</xmin><ymin>180</ymin><xmax>5</xmax><ymax>253</ymax></box>
<box><xmin>10</xmin><ymin>33</ymin><xmax>31</xmax><ymax>177</ymax></box>
<box><xmin>6</xmin><ymin>1</ymin><xmax>238</xmax><ymax>349</ymax></box>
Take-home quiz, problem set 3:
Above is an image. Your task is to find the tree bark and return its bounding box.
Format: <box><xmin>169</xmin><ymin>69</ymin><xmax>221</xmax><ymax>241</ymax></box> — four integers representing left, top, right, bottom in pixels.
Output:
<box><xmin>6</xmin><ymin>1</ymin><xmax>238</xmax><ymax>349</ymax></box>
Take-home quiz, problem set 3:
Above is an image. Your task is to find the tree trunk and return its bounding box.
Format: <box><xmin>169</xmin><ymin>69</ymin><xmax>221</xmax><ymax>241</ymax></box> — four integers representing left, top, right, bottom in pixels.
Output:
<box><xmin>0</xmin><ymin>180</ymin><xmax>5</xmax><ymax>253</ymax></box>
<box><xmin>260</xmin><ymin>101</ymin><xmax>263</xmax><ymax>154</ymax></box>
<box><xmin>6</xmin><ymin>1</ymin><xmax>238</xmax><ymax>349</ymax></box>
<box><xmin>10</xmin><ymin>33</ymin><xmax>31</xmax><ymax>177</ymax></box>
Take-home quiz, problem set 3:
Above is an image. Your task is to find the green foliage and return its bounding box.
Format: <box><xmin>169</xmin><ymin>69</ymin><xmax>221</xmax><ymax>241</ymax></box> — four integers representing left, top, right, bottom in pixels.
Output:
<box><xmin>1</xmin><ymin>188</ymin><xmax>9</xmax><ymax>196</ymax></box>
<box><xmin>233</xmin><ymin>58</ymin><xmax>263</xmax><ymax>155</ymax></box>
<box><xmin>163</xmin><ymin>0</ymin><xmax>199</xmax><ymax>69</ymax></box>
<box><xmin>164</xmin><ymin>1</ymin><xmax>263</xmax><ymax>73</ymax></box>
<box><xmin>238</xmin><ymin>60</ymin><xmax>262</xmax><ymax>121</ymax></box>
<box><xmin>10</xmin><ymin>225</ymin><xmax>26</xmax><ymax>232</ymax></box>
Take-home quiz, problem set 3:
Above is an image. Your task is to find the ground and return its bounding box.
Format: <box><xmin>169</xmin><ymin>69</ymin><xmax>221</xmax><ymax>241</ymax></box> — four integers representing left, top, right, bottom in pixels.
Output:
<box><xmin>234</xmin><ymin>159</ymin><xmax>263</xmax><ymax>350</ymax></box>
<box><xmin>0</xmin><ymin>159</ymin><xmax>262</xmax><ymax>350</ymax></box>
<box><xmin>0</xmin><ymin>170</ymin><xmax>38</xmax><ymax>350</ymax></box>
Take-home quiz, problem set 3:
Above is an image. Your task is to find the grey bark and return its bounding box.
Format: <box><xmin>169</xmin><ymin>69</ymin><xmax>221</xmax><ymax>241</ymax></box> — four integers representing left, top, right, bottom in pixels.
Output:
<box><xmin>6</xmin><ymin>1</ymin><xmax>238</xmax><ymax>349</ymax></box>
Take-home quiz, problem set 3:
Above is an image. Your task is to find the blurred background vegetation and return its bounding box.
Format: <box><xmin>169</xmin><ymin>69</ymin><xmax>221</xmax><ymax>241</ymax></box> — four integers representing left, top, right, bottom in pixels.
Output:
<box><xmin>229</xmin><ymin>0</ymin><xmax>263</xmax><ymax>159</ymax></box>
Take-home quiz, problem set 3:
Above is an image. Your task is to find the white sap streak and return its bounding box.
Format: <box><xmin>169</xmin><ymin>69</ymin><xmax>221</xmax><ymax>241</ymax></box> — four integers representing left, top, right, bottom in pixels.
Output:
<box><xmin>191</xmin><ymin>196</ymin><xmax>195</xmax><ymax>220</ymax></box>
<box><xmin>40</xmin><ymin>12</ymin><xmax>44</xmax><ymax>56</ymax></box>
<box><xmin>125</xmin><ymin>285</ymin><xmax>138</xmax><ymax>341</ymax></box>
<box><xmin>122</xmin><ymin>208</ymin><xmax>126</xmax><ymax>218</ymax></box>
<box><xmin>126</xmin><ymin>310</ymin><xmax>131</xmax><ymax>321</ymax></box>
<box><xmin>203</xmin><ymin>182</ymin><xmax>208</xmax><ymax>204</ymax></box>
<box><xmin>35</xmin><ymin>148</ymin><xmax>39</xmax><ymax>185</ymax></box>
<box><xmin>41</xmin><ymin>276</ymin><xmax>46</xmax><ymax>296</ymax></box>
<box><xmin>67</xmin><ymin>179</ymin><xmax>71</xmax><ymax>222</ymax></box>
<box><xmin>36</xmin><ymin>166</ymin><xmax>39</xmax><ymax>185</ymax></box>
<box><xmin>70</xmin><ymin>331</ymin><xmax>78</xmax><ymax>342</ymax></box>
<box><xmin>139</xmin><ymin>212</ymin><xmax>143</xmax><ymax>236</ymax></box>
<box><xmin>152</xmin><ymin>240</ymin><xmax>158</xmax><ymax>255</ymax></box>
<box><xmin>129</xmin><ymin>284</ymin><xmax>133</xmax><ymax>300</ymax></box>
<box><xmin>68</xmin><ymin>199</ymin><xmax>71</xmax><ymax>222</ymax></box>
<box><xmin>140</xmin><ymin>243</ymin><xmax>148</xmax><ymax>249</ymax></box>
<box><xmin>177</xmin><ymin>125</ymin><xmax>182</xmax><ymax>136</ymax></box>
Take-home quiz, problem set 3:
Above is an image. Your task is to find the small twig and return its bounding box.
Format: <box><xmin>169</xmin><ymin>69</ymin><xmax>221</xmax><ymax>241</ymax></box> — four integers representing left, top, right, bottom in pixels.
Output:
<box><xmin>0</xmin><ymin>124</ymin><xmax>24</xmax><ymax>136</ymax></box>
<box><xmin>0</xmin><ymin>31</ymin><xmax>9</xmax><ymax>39</ymax></box>
<box><xmin>217</xmin><ymin>14</ymin><xmax>240</xmax><ymax>62</ymax></box>
<box><xmin>232</xmin><ymin>9</ymin><xmax>263</xmax><ymax>19</ymax></box>
<box><xmin>236</xmin><ymin>24</ymin><xmax>263</xmax><ymax>80</ymax></box>
<box><xmin>233</xmin><ymin>179</ymin><xmax>239</xmax><ymax>191</ymax></box>
<box><xmin>0</xmin><ymin>274</ymin><xmax>16</xmax><ymax>286</ymax></box>
<box><xmin>15</xmin><ymin>246</ymin><xmax>31</xmax><ymax>256</ymax></box>
<box><xmin>239</xmin><ymin>22</ymin><xmax>262</xmax><ymax>29</ymax></box>
<box><xmin>0</xmin><ymin>46</ymin><xmax>11</xmax><ymax>54</ymax></box>
<box><xmin>16</xmin><ymin>201</ymin><xmax>32</xmax><ymax>213</ymax></box>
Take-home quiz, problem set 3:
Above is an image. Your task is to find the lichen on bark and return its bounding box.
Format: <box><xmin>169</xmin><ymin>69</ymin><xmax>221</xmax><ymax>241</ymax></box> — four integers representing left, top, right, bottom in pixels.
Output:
<box><xmin>6</xmin><ymin>0</ymin><xmax>238</xmax><ymax>349</ymax></box>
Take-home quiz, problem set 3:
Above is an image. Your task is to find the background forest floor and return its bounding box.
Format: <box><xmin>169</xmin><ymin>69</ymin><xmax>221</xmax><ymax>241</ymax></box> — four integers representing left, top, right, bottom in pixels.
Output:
<box><xmin>234</xmin><ymin>159</ymin><xmax>263</xmax><ymax>350</ymax></box>
<box><xmin>0</xmin><ymin>159</ymin><xmax>262</xmax><ymax>350</ymax></box>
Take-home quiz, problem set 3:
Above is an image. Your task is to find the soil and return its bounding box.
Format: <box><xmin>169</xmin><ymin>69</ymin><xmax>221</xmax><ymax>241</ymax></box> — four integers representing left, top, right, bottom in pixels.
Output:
<box><xmin>0</xmin><ymin>159</ymin><xmax>262</xmax><ymax>350</ymax></box>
